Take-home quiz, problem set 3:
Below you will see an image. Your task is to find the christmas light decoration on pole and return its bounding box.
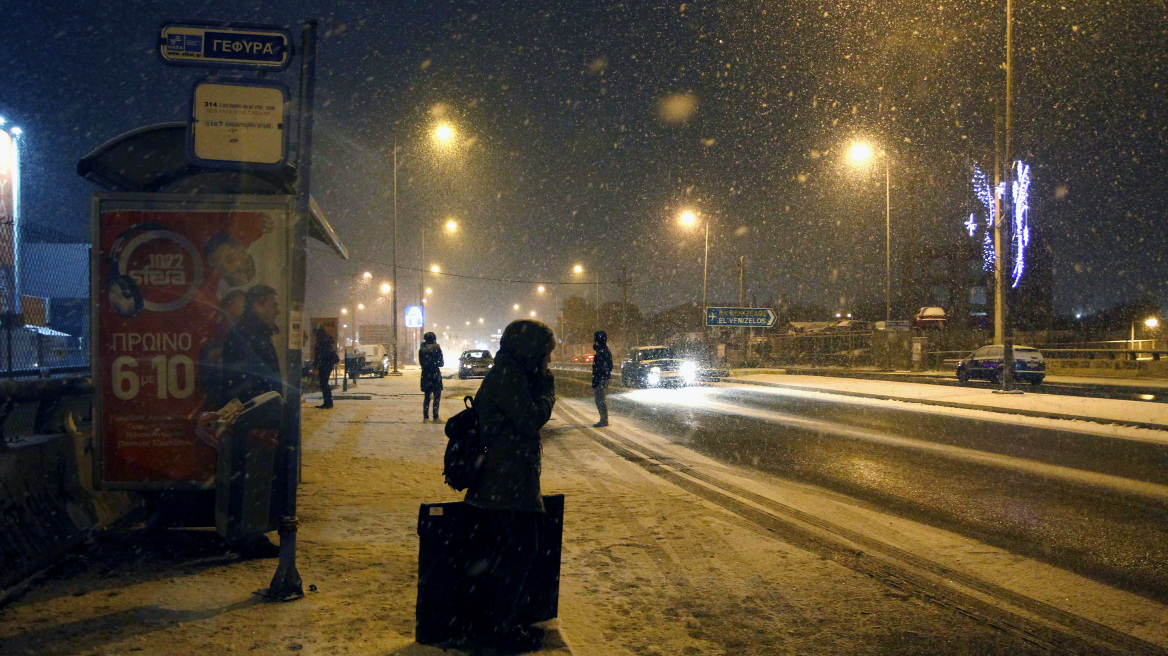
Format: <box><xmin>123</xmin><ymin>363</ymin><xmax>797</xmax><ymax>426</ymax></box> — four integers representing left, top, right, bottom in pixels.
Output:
<box><xmin>1010</xmin><ymin>160</ymin><xmax>1030</xmax><ymax>288</ymax></box>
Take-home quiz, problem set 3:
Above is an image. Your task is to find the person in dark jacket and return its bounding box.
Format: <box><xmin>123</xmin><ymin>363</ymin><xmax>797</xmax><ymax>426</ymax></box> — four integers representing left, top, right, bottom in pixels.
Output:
<box><xmin>465</xmin><ymin>319</ymin><xmax>556</xmax><ymax>652</ymax></box>
<box><xmin>419</xmin><ymin>332</ymin><xmax>444</xmax><ymax>421</ymax></box>
<box><xmin>219</xmin><ymin>284</ymin><xmax>283</xmax><ymax>559</ymax></box>
<box><xmin>313</xmin><ymin>326</ymin><xmax>339</xmax><ymax>409</ymax></box>
<box><xmin>591</xmin><ymin>330</ymin><xmax>613</xmax><ymax>427</ymax></box>
<box><xmin>221</xmin><ymin>284</ymin><xmax>282</xmax><ymax>404</ymax></box>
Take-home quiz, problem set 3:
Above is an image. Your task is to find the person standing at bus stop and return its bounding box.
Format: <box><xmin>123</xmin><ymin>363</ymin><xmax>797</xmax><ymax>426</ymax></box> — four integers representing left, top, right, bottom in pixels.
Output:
<box><xmin>419</xmin><ymin>331</ymin><xmax>444</xmax><ymax>421</ymax></box>
<box><xmin>592</xmin><ymin>330</ymin><xmax>613</xmax><ymax>427</ymax></box>
<box><xmin>313</xmin><ymin>325</ymin><xmax>338</xmax><ymax>409</ymax></box>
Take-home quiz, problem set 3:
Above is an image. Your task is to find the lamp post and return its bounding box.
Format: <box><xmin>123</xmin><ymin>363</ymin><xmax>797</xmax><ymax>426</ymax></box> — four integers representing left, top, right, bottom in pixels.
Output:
<box><xmin>390</xmin><ymin>140</ymin><xmax>401</xmax><ymax>375</ymax></box>
<box><xmin>392</xmin><ymin>122</ymin><xmax>459</xmax><ymax>373</ymax></box>
<box><xmin>1132</xmin><ymin>316</ymin><xmax>1159</xmax><ymax>351</ymax></box>
<box><xmin>678</xmin><ymin>210</ymin><xmax>709</xmax><ymax>339</ymax></box>
<box><xmin>846</xmin><ymin>142</ymin><xmax>892</xmax><ymax>324</ymax></box>
<box><xmin>572</xmin><ymin>264</ymin><xmax>599</xmax><ymax>328</ymax></box>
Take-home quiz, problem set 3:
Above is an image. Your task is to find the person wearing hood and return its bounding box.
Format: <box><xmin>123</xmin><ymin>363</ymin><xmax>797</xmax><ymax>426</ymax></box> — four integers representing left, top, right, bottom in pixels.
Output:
<box><xmin>419</xmin><ymin>332</ymin><xmax>444</xmax><ymax>421</ymax></box>
<box><xmin>313</xmin><ymin>325</ymin><xmax>339</xmax><ymax>409</ymax></box>
<box><xmin>591</xmin><ymin>330</ymin><xmax>613</xmax><ymax>427</ymax></box>
<box><xmin>465</xmin><ymin>319</ymin><xmax>556</xmax><ymax>652</ymax></box>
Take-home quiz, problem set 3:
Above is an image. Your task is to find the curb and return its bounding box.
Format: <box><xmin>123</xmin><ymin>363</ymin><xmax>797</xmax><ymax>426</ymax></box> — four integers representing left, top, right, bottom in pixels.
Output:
<box><xmin>724</xmin><ymin>377</ymin><xmax>1168</xmax><ymax>433</ymax></box>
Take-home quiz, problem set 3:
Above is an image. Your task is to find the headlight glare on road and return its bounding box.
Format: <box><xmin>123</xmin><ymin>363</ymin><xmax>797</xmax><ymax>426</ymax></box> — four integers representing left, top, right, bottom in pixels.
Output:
<box><xmin>680</xmin><ymin>360</ymin><xmax>698</xmax><ymax>383</ymax></box>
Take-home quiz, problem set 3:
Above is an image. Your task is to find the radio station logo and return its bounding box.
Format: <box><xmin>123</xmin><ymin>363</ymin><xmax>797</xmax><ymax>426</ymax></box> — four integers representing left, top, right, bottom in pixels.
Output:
<box><xmin>106</xmin><ymin>227</ymin><xmax>204</xmax><ymax>317</ymax></box>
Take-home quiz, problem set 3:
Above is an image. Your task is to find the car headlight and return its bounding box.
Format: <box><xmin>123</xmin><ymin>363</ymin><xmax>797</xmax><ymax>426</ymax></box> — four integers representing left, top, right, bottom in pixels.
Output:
<box><xmin>647</xmin><ymin>372</ymin><xmax>661</xmax><ymax>386</ymax></box>
<box><xmin>680</xmin><ymin>360</ymin><xmax>698</xmax><ymax>382</ymax></box>
<box><xmin>650</xmin><ymin>366</ymin><xmax>661</xmax><ymax>373</ymax></box>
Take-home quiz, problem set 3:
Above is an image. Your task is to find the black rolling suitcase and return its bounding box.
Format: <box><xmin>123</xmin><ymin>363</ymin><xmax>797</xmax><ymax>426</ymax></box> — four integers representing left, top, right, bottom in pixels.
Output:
<box><xmin>215</xmin><ymin>391</ymin><xmax>284</xmax><ymax>545</ymax></box>
<box><xmin>415</xmin><ymin>494</ymin><xmax>564</xmax><ymax>645</ymax></box>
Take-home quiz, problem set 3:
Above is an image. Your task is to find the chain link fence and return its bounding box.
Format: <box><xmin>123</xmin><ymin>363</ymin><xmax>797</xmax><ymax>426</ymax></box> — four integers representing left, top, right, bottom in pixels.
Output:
<box><xmin>1</xmin><ymin>222</ymin><xmax>89</xmax><ymax>378</ymax></box>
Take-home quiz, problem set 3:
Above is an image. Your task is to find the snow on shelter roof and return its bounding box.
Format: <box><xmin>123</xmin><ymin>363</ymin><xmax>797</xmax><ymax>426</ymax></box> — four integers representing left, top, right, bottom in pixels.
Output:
<box><xmin>76</xmin><ymin>122</ymin><xmax>347</xmax><ymax>260</ymax></box>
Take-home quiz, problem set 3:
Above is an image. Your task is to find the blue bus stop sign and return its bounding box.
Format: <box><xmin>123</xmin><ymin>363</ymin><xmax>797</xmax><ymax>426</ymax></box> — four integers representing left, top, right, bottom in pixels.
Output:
<box><xmin>404</xmin><ymin>305</ymin><xmax>425</xmax><ymax>329</ymax></box>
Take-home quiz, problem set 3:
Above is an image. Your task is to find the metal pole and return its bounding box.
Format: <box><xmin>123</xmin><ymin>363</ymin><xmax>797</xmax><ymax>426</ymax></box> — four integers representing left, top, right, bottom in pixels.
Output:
<box><xmin>267</xmin><ymin>19</ymin><xmax>316</xmax><ymax>601</ymax></box>
<box><xmin>885</xmin><ymin>161</ymin><xmax>891</xmax><ymax>324</ymax></box>
<box><xmin>420</xmin><ymin>225</ymin><xmax>424</xmax><ymax>361</ymax></box>
<box><xmin>595</xmin><ymin>270</ymin><xmax>600</xmax><ymax>328</ymax></box>
<box><xmin>701</xmin><ymin>221</ymin><xmax>709</xmax><ymax>340</ymax></box>
<box><xmin>390</xmin><ymin>139</ymin><xmax>400</xmax><ymax>375</ymax></box>
<box><xmin>1000</xmin><ymin>0</ymin><xmax>1015</xmax><ymax>392</ymax></box>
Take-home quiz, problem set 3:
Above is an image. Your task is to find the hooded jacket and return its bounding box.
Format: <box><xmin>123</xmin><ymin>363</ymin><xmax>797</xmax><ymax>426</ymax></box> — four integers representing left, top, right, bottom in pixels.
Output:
<box><xmin>592</xmin><ymin>330</ymin><xmax>613</xmax><ymax>388</ymax></box>
<box><xmin>465</xmin><ymin>320</ymin><xmax>556</xmax><ymax>513</ymax></box>
<box><xmin>222</xmin><ymin>311</ymin><xmax>282</xmax><ymax>403</ymax></box>
<box><xmin>419</xmin><ymin>338</ymin><xmax>444</xmax><ymax>392</ymax></box>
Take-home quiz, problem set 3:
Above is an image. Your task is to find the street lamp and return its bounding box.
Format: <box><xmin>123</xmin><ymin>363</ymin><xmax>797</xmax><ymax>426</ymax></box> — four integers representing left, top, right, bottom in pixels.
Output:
<box><xmin>392</xmin><ymin>123</ymin><xmax>463</xmax><ymax>374</ymax></box>
<box><xmin>846</xmin><ymin>141</ymin><xmax>892</xmax><ymax>323</ymax></box>
<box><xmin>572</xmin><ymin>264</ymin><xmax>600</xmax><ymax>327</ymax></box>
<box><xmin>433</xmin><ymin>123</ymin><xmax>455</xmax><ymax>144</ymax></box>
<box><xmin>678</xmin><ymin>209</ymin><xmax>709</xmax><ymax>338</ymax></box>
<box><xmin>1132</xmin><ymin>316</ymin><xmax>1159</xmax><ymax>350</ymax></box>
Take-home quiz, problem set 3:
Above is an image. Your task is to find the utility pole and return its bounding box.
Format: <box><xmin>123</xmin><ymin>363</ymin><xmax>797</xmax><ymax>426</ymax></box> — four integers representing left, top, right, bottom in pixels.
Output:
<box><xmin>619</xmin><ymin>265</ymin><xmax>629</xmax><ymax>353</ymax></box>
<box><xmin>997</xmin><ymin>0</ymin><xmax>1017</xmax><ymax>392</ymax></box>
<box><xmin>739</xmin><ymin>256</ymin><xmax>749</xmax><ymax>362</ymax></box>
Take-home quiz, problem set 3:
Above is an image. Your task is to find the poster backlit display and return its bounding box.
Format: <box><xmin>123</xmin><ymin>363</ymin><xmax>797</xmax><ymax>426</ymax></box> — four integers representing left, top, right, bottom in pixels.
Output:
<box><xmin>93</xmin><ymin>195</ymin><xmax>292</xmax><ymax>488</ymax></box>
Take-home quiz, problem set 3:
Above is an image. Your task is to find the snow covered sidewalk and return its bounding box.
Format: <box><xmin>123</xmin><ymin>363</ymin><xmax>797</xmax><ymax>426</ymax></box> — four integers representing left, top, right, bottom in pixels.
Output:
<box><xmin>4</xmin><ymin>370</ymin><xmax>1152</xmax><ymax>655</ymax></box>
<box><xmin>725</xmin><ymin>372</ymin><xmax>1168</xmax><ymax>431</ymax></box>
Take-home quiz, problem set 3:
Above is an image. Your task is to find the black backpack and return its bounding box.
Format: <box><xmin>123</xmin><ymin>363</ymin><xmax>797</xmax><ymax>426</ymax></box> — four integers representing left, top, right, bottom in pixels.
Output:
<box><xmin>443</xmin><ymin>396</ymin><xmax>486</xmax><ymax>491</ymax></box>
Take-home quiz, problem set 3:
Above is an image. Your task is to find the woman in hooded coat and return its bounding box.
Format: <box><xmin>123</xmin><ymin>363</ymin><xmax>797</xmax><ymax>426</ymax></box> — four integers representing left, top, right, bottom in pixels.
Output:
<box><xmin>419</xmin><ymin>331</ymin><xmax>444</xmax><ymax>420</ymax></box>
<box><xmin>465</xmin><ymin>319</ymin><xmax>556</xmax><ymax>651</ymax></box>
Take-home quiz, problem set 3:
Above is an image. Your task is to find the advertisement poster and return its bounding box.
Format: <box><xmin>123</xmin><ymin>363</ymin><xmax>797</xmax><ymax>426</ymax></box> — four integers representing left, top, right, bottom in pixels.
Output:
<box><xmin>0</xmin><ymin>128</ymin><xmax>19</xmax><ymax>316</ymax></box>
<box><xmin>93</xmin><ymin>195</ymin><xmax>291</xmax><ymax>488</ymax></box>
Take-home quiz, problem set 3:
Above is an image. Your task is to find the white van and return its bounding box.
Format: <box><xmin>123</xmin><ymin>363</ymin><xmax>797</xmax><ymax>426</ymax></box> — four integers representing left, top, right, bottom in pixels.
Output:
<box><xmin>354</xmin><ymin>344</ymin><xmax>389</xmax><ymax>377</ymax></box>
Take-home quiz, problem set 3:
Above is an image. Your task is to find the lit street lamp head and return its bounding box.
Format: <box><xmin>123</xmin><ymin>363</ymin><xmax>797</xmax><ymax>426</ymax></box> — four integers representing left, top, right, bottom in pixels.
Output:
<box><xmin>573</xmin><ymin>264</ymin><xmax>584</xmax><ymax>274</ymax></box>
<box><xmin>433</xmin><ymin>123</ymin><xmax>455</xmax><ymax>145</ymax></box>
<box><xmin>430</xmin><ymin>264</ymin><xmax>441</xmax><ymax>273</ymax></box>
<box><xmin>537</xmin><ymin>285</ymin><xmax>546</xmax><ymax>293</ymax></box>
<box><xmin>380</xmin><ymin>283</ymin><xmax>391</xmax><ymax>294</ymax></box>
<box><xmin>678</xmin><ymin>210</ymin><xmax>698</xmax><ymax>228</ymax></box>
<box><xmin>847</xmin><ymin>141</ymin><xmax>875</xmax><ymax>168</ymax></box>
<box><xmin>1146</xmin><ymin>317</ymin><xmax>1160</xmax><ymax>329</ymax></box>
<box><xmin>362</xmin><ymin>271</ymin><xmax>373</xmax><ymax>280</ymax></box>
<box><xmin>445</xmin><ymin>219</ymin><xmax>458</xmax><ymax>233</ymax></box>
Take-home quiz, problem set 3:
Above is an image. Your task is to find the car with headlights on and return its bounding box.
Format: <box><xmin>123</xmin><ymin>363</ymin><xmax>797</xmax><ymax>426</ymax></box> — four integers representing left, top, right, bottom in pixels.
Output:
<box><xmin>956</xmin><ymin>344</ymin><xmax>1045</xmax><ymax>386</ymax></box>
<box><xmin>458</xmin><ymin>349</ymin><xmax>494</xmax><ymax>379</ymax></box>
<box><xmin>620</xmin><ymin>345</ymin><xmax>698</xmax><ymax>388</ymax></box>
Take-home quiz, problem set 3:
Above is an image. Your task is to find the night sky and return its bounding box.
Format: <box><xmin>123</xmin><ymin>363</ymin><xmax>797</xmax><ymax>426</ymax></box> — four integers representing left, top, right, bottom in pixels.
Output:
<box><xmin>2</xmin><ymin>1</ymin><xmax>1164</xmax><ymax>341</ymax></box>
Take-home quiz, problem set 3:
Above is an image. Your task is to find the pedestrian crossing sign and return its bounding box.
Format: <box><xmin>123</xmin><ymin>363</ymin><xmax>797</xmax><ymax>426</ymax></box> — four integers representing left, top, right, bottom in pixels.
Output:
<box><xmin>405</xmin><ymin>305</ymin><xmax>425</xmax><ymax>328</ymax></box>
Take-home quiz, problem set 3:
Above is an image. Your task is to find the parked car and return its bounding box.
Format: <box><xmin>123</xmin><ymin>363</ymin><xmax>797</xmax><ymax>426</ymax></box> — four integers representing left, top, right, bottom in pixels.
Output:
<box><xmin>830</xmin><ymin>319</ymin><xmax>874</xmax><ymax>333</ymax></box>
<box><xmin>620</xmin><ymin>345</ymin><xmax>698</xmax><ymax>388</ymax></box>
<box><xmin>913</xmin><ymin>307</ymin><xmax>947</xmax><ymax>329</ymax></box>
<box><xmin>354</xmin><ymin>344</ymin><xmax>389</xmax><ymax>377</ymax></box>
<box><xmin>570</xmin><ymin>354</ymin><xmax>595</xmax><ymax>363</ymax></box>
<box><xmin>956</xmin><ymin>344</ymin><xmax>1045</xmax><ymax>386</ymax></box>
<box><xmin>458</xmin><ymin>349</ymin><xmax>493</xmax><ymax>379</ymax></box>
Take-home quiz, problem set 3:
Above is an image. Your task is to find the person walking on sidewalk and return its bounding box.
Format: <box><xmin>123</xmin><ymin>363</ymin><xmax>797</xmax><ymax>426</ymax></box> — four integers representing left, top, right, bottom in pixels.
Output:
<box><xmin>465</xmin><ymin>319</ymin><xmax>556</xmax><ymax>652</ymax></box>
<box><xmin>591</xmin><ymin>330</ymin><xmax>613</xmax><ymax>427</ymax></box>
<box><xmin>419</xmin><ymin>331</ymin><xmax>444</xmax><ymax>421</ymax></box>
<box><xmin>313</xmin><ymin>326</ymin><xmax>339</xmax><ymax>409</ymax></box>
